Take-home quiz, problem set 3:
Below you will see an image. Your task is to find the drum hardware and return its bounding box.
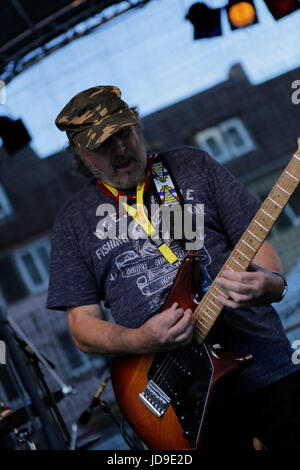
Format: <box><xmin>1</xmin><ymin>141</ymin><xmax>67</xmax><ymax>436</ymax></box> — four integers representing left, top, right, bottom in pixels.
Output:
<box><xmin>0</xmin><ymin>307</ymin><xmax>71</xmax><ymax>449</ymax></box>
<box><xmin>13</xmin><ymin>425</ymin><xmax>37</xmax><ymax>450</ymax></box>
<box><xmin>8</xmin><ymin>316</ymin><xmax>75</xmax><ymax>397</ymax></box>
<box><xmin>7</xmin><ymin>316</ymin><xmax>77</xmax><ymax>447</ymax></box>
<box><xmin>69</xmin><ymin>423</ymin><xmax>77</xmax><ymax>450</ymax></box>
<box><xmin>78</xmin><ymin>384</ymin><xmax>144</xmax><ymax>450</ymax></box>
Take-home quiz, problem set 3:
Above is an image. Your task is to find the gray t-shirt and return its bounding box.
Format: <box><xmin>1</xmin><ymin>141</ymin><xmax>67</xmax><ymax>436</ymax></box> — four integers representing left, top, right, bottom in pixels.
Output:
<box><xmin>47</xmin><ymin>147</ymin><xmax>300</xmax><ymax>397</ymax></box>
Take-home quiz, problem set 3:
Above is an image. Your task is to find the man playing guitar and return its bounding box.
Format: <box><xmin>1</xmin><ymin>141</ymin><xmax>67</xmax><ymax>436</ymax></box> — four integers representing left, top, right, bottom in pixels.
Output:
<box><xmin>47</xmin><ymin>86</ymin><xmax>300</xmax><ymax>450</ymax></box>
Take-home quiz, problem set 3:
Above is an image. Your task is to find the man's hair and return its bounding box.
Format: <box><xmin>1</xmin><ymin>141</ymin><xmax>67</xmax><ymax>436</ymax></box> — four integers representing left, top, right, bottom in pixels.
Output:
<box><xmin>66</xmin><ymin>107</ymin><xmax>143</xmax><ymax>178</ymax></box>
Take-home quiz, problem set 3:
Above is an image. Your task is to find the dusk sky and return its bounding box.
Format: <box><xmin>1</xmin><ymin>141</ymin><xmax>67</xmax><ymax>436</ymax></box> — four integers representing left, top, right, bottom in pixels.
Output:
<box><xmin>1</xmin><ymin>0</ymin><xmax>299</xmax><ymax>157</ymax></box>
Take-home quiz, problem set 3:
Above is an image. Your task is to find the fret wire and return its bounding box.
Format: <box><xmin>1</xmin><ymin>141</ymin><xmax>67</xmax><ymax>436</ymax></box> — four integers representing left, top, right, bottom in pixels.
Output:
<box><xmin>277</xmin><ymin>174</ymin><xmax>298</xmax><ymax>192</ymax></box>
<box><xmin>201</xmin><ymin>304</ymin><xmax>217</xmax><ymax>318</ymax></box>
<box><xmin>193</xmin><ymin>328</ymin><xmax>205</xmax><ymax>343</ymax></box>
<box><xmin>196</xmin><ymin>311</ymin><xmax>213</xmax><ymax>325</ymax></box>
<box><xmin>253</xmin><ymin>219</ymin><xmax>269</xmax><ymax>232</ymax></box>
<box><xmin>262</xmin><ymin>203</ymin><xmax>281</xmax><ymax>221</ymax></box>
<box><xmin>198</xmin><ymin>321</ymin><xmax>209</xmax><ymax>331</ymax></box>
<box><xmin>193</xmin><ymin>309</ymin><xmax>211</xmax><ymax>326</ymax></box>
<box><xmin>285</xmin><ymin>170</ymin><xmax>299</xmax><ymax>182</ymax></box>
<box><xmin>207</xmin><ymin>297</ymin><xmax>222</xmax><ymax>311</ymax></box>
<box><xmin>261</xmin><ymin>209</ymin><xmax>275</xmax><ymax>221</ymax></box>
<box><xmin>236</xmin><ymin>248</ymin><xmax>251</xmax><ymax>261</ymax></box>
<box><xmin>208</xmin><ymin>292</ymin><xmax>225</xmax><ymax>309</ymax></box>
<box><xmin>212</xmin><ymin>285</ymin><xmax>228</xmax><ymax>297</ymax></box>
<box><xmin>231</xmin><ymin>257</ymin><xmax>246</xmax><ymax>269</ymax></box>
<box><xmin>243</xmin><ymin>235</ymin><xmax>261</xmax><ymax>252</ymax></box>
<box><xmin>241</xmin><ymin>239</ymin><xmax>256</xmax><ymax>252</ymax></box>
<box><xmin>276</xmin><ymin>184</ymin><xmax>291</xmax><ymax>196</ymax></box>
<box><xmin>268</xmin><ymin>197</ymin><xmax>283</xmax><ymax>209</ymax></box>
<box><xmin>199</xmin><ymin>320</ymin><xmax>211</xmax><ymax>331</ymax></box>
<box><xmin>247</xmin><ymin>230</ymin><xmax>263</xmax><ymax>243</ymax></box>
<box><xmin>255</xmin><ymin>211</ymin><xmax>274</xmax><ymax>227</ymax></box>
<box><xmin>193</xmin><ymin>319</ymin><xmax>208</xmax><ymax>333</ymax></box>
<box><xmin>289</xmin><ymin>160</ymin><xmax>300</xmax><ymax>177</ymax></box>
<box><xmin>225</xmin><ymin>264</ymin><xmax>234</xmax><ymax>271</ymax></box>
<box><xmin>209</xmin><ymin>291</ymin><xmax>219</xmax><ymax>300</ymax></box>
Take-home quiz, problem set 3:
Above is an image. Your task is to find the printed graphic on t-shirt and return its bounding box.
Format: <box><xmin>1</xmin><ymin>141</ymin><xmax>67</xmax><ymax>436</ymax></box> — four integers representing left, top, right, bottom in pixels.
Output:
<box><xmin>115</xmin><ymin>238</ymin><xmax>183</xmax><ymax>296</ymax></box>
<box><xmin>112</xmin><ymin>237</ymin><xmax>212</xmax><ymax>312</ymax></box>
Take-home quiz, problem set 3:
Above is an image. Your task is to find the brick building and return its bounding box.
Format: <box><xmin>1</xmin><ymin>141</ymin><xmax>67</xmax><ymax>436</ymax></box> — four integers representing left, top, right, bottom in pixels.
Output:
<box><xmin>142</xmin><ymin>63</ymin><xmax>300</xmax><ymax>274</ymax></box>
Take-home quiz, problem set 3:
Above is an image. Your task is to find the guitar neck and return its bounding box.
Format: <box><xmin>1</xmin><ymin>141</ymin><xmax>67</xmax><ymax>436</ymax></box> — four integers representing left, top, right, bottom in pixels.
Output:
<box><xmin>192</xmin><ymin>142</ymin><xmax>300</xmax><ymax>343</ymax></box>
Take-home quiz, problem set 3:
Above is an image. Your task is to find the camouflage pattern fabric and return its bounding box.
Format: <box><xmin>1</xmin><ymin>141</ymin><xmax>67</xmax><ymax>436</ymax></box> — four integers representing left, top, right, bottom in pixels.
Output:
<box><xmin>55</xmin><ymin>86</ymin><xmax>139</xmax><ymax>150</ymax></box>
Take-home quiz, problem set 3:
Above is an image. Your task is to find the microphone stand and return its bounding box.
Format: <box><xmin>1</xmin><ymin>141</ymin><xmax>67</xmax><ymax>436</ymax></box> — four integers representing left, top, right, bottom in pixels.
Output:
<box><xmin>11</xmin><ymin>332</ymin><xmax>72</xmax><ymax>446</ymax></box>
<box><xmin>7</xmin><ymin>317</ymin><xmax>75</xmax><ymax>447</ymax></box>
<box><xmin>0</xmin><ymin>307</ymin><xmax>67</xmax><ymax>449</ymax></box>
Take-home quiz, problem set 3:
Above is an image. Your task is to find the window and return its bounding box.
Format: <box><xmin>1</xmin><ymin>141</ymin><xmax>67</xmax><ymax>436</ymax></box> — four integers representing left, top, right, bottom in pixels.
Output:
<box><xmin>14</xmin><ymin>238</ymin><xmax>51</xmax><ymax>294</ymax></box>
<box><xmin>0</xmin><ymin>184</ymin><xmax>13</xmax><ymax>222</ymax></box>
<box><xmin>195</xmin><ymin>118</ymin><xmax>255</xmax><ymax>162</ymax></box>
<box><xmin>0</xmin><ymin>256</ymin><xmax>28</xmax><ymax>302</ymax></box>
<box><xmin>56</xmin><ymin>330</ymin><xmax>107</xmax><ymax>377</ymax></box>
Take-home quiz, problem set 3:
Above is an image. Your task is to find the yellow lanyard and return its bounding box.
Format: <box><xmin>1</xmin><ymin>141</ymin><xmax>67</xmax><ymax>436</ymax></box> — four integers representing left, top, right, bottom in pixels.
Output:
<box><xmin>103</xmin><ymin>176</ymin><xmax>178</xmax><ymax>265</ymax></box>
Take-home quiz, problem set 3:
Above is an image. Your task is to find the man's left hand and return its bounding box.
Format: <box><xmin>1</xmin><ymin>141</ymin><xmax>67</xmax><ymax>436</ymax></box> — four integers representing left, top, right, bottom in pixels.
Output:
<box><xmin>215</xmin><ymin>263</ymin><xmax>285</xmax><ymax>309</ymax></box>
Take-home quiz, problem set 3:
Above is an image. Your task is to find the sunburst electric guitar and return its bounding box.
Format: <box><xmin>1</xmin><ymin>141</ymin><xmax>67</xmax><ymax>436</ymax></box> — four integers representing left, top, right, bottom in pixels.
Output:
<box><xmin>111</xmin><ymin>139</ymin><xmax>300</xmax><ymax>450</ymax></box>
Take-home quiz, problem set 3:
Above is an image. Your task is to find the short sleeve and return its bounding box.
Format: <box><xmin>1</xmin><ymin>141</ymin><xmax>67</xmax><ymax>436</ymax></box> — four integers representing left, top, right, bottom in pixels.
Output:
<box><xmin>46</xmin><ymin>212</ymin><xmax>100</xmax><ymax>311</ymax></box>
<box><xmin>205</xmin><ymin>153</ymin><xmax>261</xmax><ymax>246</ymax></box>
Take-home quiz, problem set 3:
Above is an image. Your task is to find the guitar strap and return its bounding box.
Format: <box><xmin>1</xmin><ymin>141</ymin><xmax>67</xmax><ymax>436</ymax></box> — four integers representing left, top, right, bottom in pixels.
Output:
<box><xmin>99</xmin><ymin>153</ymin><xmax>192</xmax><ymax>265</ymax></box>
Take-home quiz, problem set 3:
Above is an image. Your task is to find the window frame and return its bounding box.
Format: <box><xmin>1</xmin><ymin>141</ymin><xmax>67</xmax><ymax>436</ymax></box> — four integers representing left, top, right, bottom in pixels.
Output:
<box><xmin>195</xmin><ymin>117</ymin><xmax>255</xmax><ymax>163</ymax></box>
<box><xmin>219</xmin><ymin>117</ymin><xmax>255</xmax><ymax>157</ymax></box>
<box><xmin>14</xmin><ymin>238</ymin><xmax>51</xmax><ymax>294</ymax></box>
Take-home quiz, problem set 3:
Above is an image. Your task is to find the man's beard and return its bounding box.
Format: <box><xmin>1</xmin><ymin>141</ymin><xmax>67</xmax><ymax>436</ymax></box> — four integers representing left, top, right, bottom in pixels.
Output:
<box><xmin>89</xmin><ymin>150</ymin><xmax>146</xmax><ymax>189</ymax></box>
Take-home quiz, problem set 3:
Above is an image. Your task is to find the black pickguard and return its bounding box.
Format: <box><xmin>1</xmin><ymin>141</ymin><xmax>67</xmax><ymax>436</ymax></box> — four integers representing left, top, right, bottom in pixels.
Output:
<box><xmin>146</xmin><ymin>341</ymin><xmax>213</xmax><ymax>446</ymax></box>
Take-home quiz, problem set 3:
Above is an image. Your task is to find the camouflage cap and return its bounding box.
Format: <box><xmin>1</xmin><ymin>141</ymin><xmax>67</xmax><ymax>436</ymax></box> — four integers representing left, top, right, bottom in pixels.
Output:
<box><xmin>55</xmin><ymin>86</ymin><xmax>139</xmax><ymax>150</ymax></box>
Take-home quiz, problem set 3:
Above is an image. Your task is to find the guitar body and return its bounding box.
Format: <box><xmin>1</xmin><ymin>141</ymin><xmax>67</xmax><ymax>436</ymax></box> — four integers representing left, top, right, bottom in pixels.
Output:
<box><xmin>111</xmin><ymin>255</ymin><xmax>252</xmax><ymax>450</ymax></box>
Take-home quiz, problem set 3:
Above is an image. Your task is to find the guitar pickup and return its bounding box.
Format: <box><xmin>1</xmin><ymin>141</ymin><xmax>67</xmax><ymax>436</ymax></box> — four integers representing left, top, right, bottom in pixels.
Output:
<box><xmin>139</xmin><ymin>380</ymin><xmax>171</xmax><ymax>417</ymax></box>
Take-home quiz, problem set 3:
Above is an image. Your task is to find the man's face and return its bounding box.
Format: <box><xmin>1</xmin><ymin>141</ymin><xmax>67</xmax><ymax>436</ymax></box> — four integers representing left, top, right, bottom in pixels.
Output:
<box><xmin>78</xmin><ymin>126</ymin><xmax>147</xmax><ymax>189</ymax></box>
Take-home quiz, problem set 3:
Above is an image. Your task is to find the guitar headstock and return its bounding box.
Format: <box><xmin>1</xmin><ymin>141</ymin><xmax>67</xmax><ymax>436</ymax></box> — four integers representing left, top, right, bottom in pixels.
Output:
<box><xmin>296</xmin><ymin>137</ymin><xmax>300</xmax><ymax>157</ymax></box>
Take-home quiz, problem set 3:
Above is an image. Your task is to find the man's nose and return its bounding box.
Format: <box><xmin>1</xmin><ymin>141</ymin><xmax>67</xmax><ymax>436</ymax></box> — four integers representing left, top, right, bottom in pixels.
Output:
<box><xmin>111</xmin><ymin>136</ymin><xmax>126</xmax><ymax>154</ymax></box>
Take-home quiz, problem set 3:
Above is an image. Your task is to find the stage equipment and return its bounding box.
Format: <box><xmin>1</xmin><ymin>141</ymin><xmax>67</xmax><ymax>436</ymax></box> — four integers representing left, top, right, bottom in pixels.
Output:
<box><xmin>0</xmin><ymin>308</ymin><xmax>74</xmax><ymax>449</ymax></box>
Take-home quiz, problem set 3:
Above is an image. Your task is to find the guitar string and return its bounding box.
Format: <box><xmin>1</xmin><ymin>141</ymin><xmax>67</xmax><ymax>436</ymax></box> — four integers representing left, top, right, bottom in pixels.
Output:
<box><xmin>149</xmin><ymin>292</ymin><xmax>221</xmax><ymax>387</ymax></box>
<box><xmin>149</xmin><ymin>327</ymin><xmax>210</xmax><ymax>404</ymax></box>
<box><xmin>150</xmin><ymin>321</ymin><xmax>198</xmax><ymax>387</ymax></box>
<box><xmin>150</xmin><ymin>344</ymin><xmax>194</xmax><ymax>392</ymax></box>
<box><xmin>150</xmin><ymin>295</ymin><xmax>215</xmax><ymax>385</ymax></box>
<box><xmin>150</xmin><ymin>317</ymin><xmax>207</xmax><ymax>390</ymax></box>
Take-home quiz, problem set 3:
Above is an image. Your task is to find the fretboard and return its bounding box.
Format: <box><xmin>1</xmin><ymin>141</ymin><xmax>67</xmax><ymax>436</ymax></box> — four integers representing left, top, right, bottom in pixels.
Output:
<box><xmin>192</xmin><ymin>144</ymin><xmax>300</xmax><ymax>344</ymax></box>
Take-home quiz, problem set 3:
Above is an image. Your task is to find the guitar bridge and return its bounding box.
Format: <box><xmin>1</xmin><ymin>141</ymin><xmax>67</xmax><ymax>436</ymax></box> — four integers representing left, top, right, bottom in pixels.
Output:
<box><xmin>139</xmin><ymin>380</ymin><xmax>171</xmax><ymax>417</ymax></box>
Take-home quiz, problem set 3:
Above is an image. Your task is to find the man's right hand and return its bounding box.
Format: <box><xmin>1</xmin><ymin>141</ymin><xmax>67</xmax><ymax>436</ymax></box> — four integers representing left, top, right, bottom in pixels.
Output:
<box><xmin>67</xmin><ymin>302</ymin><xmax>193</xmax><ymax>357</ymax></box>
<box><xmin>136</xmin><ymin>302</ymin><xmax>193</xmax><ymax>353</ymax></box>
